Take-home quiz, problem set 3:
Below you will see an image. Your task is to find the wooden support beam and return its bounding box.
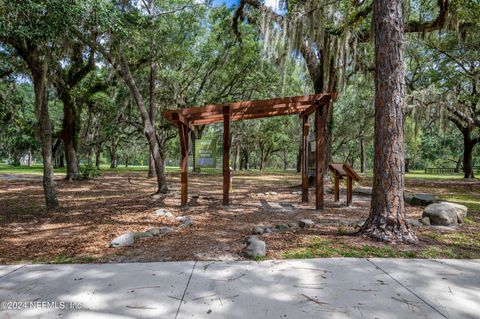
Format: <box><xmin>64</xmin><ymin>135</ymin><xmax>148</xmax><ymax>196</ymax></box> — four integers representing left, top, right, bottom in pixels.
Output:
<box><xmin>223</xmin><ymin>106</ymin><xmax>230</xmax><ymax>205</ymax></box>
<box><xmin>301</xmin><ymin>116</ymin><xmax>309</xmax><ymax>203</ymax></box>
<box><xmin>315</xmin><ymin>105</ymin><xmax>325</xmax><ymax>210</ymax></box>
<box><xmin>190</xmin><ymin>105</ymin><xmax>312</xmax><ymax>126</ymax></box>
<box><xmin>346</xmin><ymin>176</ymin><xmax>353</xmax><ymax>207</ymax></box>
<box><xmin>171</xmin><ymin>112</ymin><xmax>194</xmax><ymax>131</ymax></box>
<box><xmin>178</xmin><ymin>121</ymin><xmax>189</xmax><ymax>206</ymax></box>
<box><xmin>301</xmin><ymin>95</ymin><xmax>333</xmax><ymax>117</ymax></box>
<box><xmin>334</xmin><ymin>173</ymin><xmax>340</xmax><ymax>202</ymax></box>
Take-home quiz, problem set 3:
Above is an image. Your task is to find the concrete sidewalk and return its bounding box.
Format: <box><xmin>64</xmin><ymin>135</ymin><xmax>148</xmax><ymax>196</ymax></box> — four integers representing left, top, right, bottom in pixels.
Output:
<box><xmin>0</xmin><ymin>258</ymin><xmax>478</xmax><ymax>319</ymax></box>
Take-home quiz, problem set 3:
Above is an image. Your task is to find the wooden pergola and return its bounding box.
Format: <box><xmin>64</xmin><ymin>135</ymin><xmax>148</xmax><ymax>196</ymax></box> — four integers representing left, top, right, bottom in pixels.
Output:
<box><xmin>162</xmin><ymin>93</ymin><xmax>334</xmax><ymax>210</ymax></box>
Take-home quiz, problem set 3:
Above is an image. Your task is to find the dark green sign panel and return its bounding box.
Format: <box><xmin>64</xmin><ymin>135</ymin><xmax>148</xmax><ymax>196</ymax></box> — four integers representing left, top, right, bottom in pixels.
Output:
<box><xmin>195</xmin><ymin>138</ymin><xmax>217</xmax><ymax>168</ymax></box>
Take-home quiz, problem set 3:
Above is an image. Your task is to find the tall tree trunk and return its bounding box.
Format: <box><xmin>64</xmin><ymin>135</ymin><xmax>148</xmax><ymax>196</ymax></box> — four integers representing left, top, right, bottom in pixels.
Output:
<box><xmin>242</xmin><ymin>148</ymin><xmax>249</xmax><ymax>170</ymax></box>
<box><xmin>95</xmin><ymin>149</ymin><xmax>101</xmax><ymax>169</ymax></box>
<box><xmin>148</xmin><ymin>153</ymin><xmax>155</xmax><ymax>177</ymax></box>
<box><xmin>360</xmin><ymin>138</ymin><xmax>366</xmax><ymax>173</ymax></box>
<box><xmin>109</xmin><ymin>145</ymin><xmax>117</xmax><ymax>168</ymax></box>
<box><xmin>118</xmin><ymin>53</ymin><xmax>168</xmax><ymax>193</ymax></box>
<box><xmin>27</xmin><ymin>149</ymin><xmax>32</xmax><ymax>166</ymax></box>
<box><xmin>360</xmin><ymin>0</ymin><xmax>416</xmax><ymax>243</ymax></box>
<box><xmin>62</xmin><ymin>100</ymin><xmax>80</xmax><ymax>180</ymax></box>
<box><xmin>455</xmin><ymin>155</ymin><xmax>462</xmax><ymax>173</ymax></box>
<box><xmin>87</xmin><ymin>147</ymin><xmax>93</xmax><ymax>167</ymax></box>
<box><xmin>296</xmin><ymin>145</ymin><xmax>301</xmax><ymax>173</ymax></box>
<box><xmin>259</xmin><ymin>147</ymin><xmax>264</xmax><ymax>171</ymax></box>
<box><xmin>234</xmin><ymin>144</ymin><xmax>240</xmax><ymax>171</ymax></box>
<box><xmin>32</xmin><ymin>63</ymin><xmax>59</xmax><ymax>209</ymax></box>
<box><xmin>462</xmin><ymin>127</ymin><xmax>476</xmax><ymax>179</ymax></box>
<box><xmin>58</xmin><ymin>152</ymin><xmax>65</xmax><ymax>168</ymax></box>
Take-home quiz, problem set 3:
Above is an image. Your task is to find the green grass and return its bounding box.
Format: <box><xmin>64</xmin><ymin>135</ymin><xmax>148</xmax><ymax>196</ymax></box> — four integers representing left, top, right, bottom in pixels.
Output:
<box><xmin>32</xmin><ymin>253</ymin><xmax>100</xmax><ymax>264</ymax></box>
<box><xmin>0</xmin><ymin>163</ymin><xmax>184</xmax><ymax>175</ymax></box>
<box><xmin>281</xmin><ymin>236</ymin><xmax>480</xmax><ymax>259</ymax></box>
<box><xmin>281</xmin><ymin>238</ymin><xmax>411</xmax><ymax>259</ymax></box>
<box><xmin>405</xmin><ymin>170</ymin><xmax>468</xmax><ymax>180</ymax></box>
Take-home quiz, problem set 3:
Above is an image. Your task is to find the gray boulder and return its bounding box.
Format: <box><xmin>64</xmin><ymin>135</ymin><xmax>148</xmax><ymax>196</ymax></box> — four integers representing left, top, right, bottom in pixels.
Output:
<box><xmin>299</xmin><ymin>219</ymin><xmax>315</xmax><ymax>228</ymax></box>
<box><xmin>407</xmin><ymin>194</ymin><xmax>438</xmax><ymax>206</ymax></box>
<box><xmin>110</xmin><ymin>233</ymin><xmax>135</xmax><ymax>248</ymax></box>
<box><xmin>244</xmin><ymin>236</ymin><xmax>266</xmax><ymax>258</ymax></box>
<box><xmin>423</xmin><ymin>202</ymin><xmax>468</xmax><ymax>226</ymax></box>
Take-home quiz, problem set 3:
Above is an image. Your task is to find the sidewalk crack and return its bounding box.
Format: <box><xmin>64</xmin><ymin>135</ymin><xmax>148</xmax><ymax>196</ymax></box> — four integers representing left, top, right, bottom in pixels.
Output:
<box><xmin>175</xmin><ymin>261</ymin><xmax>197</xmax><ymax>319</ymax></box>
<box><xmin>0</xmin><ymin>265</ymin><xmax>25</xmax><ymax>281</ymax></box>
<box><xmin>367</xmin><ymin>259</ymin><xmax>448</xmax><ymax>318</ymax></box>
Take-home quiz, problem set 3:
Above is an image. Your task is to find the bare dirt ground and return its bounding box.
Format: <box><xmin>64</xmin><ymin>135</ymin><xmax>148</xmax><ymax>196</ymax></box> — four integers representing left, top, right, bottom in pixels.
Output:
<box><xmin>1</xmin><ymin>171</ymin><xmax>479</xmax><ymax>264</ymax></box>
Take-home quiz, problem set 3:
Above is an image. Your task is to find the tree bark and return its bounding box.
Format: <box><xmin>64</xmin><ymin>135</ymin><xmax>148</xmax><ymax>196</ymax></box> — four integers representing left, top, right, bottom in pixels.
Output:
<box><xmin>62</xmin><ymin>99</ymin><xmax>80</xmax><ymax>180</ymax></box>
<box><xmin>462</xmin><ymin>127</ymin><xmax>477</xmax><ymax>178</ymax></box>
<box><xmin>147</xmin><ymin>153</ymin><xmax>155</xmax><ymax>177</ymax></box>
<box><xmin>95</xmin><ymin>149</ymin><xmax>101</xmax><ymax>169</ymax></box>
<box><xmin>117</xmin><ymin>53</ymin><xmax>168</xmax><ymax>193</ymax></box>
<box><xmin>360</xmin><ymin>138</ymin><xmax>366</xmax><ymax>173</ymax></box>
<box><xmin>32</xmin><ymin>62</ymin><xmax>59</xmax><ymax>209</ymax></box>
<box><xmin>455</xmin><ymin>155</ymin><xmax>462</xmax><ymax>173</ymax></box>
<box><xmin>359</xmin><ymin>0</ymin><xmax>416</xmax><ymax>243</ymax></box>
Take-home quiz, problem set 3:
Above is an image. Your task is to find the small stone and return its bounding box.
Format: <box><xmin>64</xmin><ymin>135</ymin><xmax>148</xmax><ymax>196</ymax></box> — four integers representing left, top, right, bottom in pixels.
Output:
<box><xmin>407</xmin><ymin>219</ymin><xmax>422</xmax><ymax>227</ymax></box>
<box><xmin>264</xmin><ymin>227</ymin><xmax>272</xmax><ymax>233</ymax></box>
<box><xmin>269</xmin><ymin>191</ymin><xmax>278</xmax><ymax>195</ymax></box>
<box><xmin>110</xmin><ymin>233</ymin><xmax>135</xmax><ymax>248</ymax></box>
<box><xmin>244</xmin><ymin>236</ymin><xmax>266</xmax><ymax>258</ymax></box>
<box><xmin>146</xmin><ymin>227</ymin><xmax>161</xmax><ymax>236</ymax></box>
<box><xmin>176</xmin><ymin>216</ymin><xmax>189</xmax><ymax>222</ymax></box>
<box><xmin>287</xmin><ymin>222</ymin><xmax>298</xmax><ymax>228</ymax></box>
<box><xmin>275</xmin><ymin>224</ymin><xmax>289</xmax><ymax>231</ymax></box>
<box><xmin>179</xmin><ymin>219</ymin><xmax>193</xmax><ymax>228</ymax></box>
<box><xmin>151</xmin><ymin>194</ymin><xmax>164</xmax><ymax>200</ymax></box>
<box><xmin>420</xmin><ymin>217</ymin><xmax>431</xmax><ymax>226</ymax></box>
<box><xmin>252</xmin><ymin>226</ymin><xmax>264</xmax><ymax>235</ymax></box>
<box><xmin>292</xmin><ymin>191</ymin><xmax>301</xmax><ymax>195</ymax></box>
<box><xmin>159</xmin><ymin>227</ymin><xmax>174</xmax><ymax>234</ymax></box>
<box><xmin>299</xmin><ymin>219</ymin><xmax>315</xmax><ymax>228</ymax></box>
<box><xmin>155</xmin><ymin>209</ymin><xmax>174</xmax><ymax>219</ymax></box>
<box><xmin>257</xmin><ymin>193</ymin><xmax>264</xmax><ymax>197</ymax></box>
<box><xmin>134</xmin><ymin>231</ymin><xmax>153</xmax><ymax>238</ymax></box>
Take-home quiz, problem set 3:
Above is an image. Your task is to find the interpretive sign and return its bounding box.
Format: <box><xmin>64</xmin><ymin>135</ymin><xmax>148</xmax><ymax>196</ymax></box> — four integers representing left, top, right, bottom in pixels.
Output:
<box><xmin>195</xmin><ymin>138</ymin><xmax>217</xmax><ymax>168</ymax></box>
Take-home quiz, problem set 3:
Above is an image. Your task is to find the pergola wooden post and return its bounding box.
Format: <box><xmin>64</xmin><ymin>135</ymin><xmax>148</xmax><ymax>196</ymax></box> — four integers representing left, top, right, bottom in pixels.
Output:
<box><xmin>301</xmin><ymin>116</ymin><xmax>309</xmax><ymax>203</ymax></box>
<box><xmin>223</xmin><ymin>106</ymin><xmax>230</xmax><ymax>205</ymax></box>
<box><xmin>315</xmin><ymin>104</ymin><xmax>325</xmax><ymax>210</ymax></box>
<box><xmin>162</xmin><ymin>94</ymin><xmax>334</xmax><ymax>208</ymax></box>
<box><xmin>174</xmin><ymin>113</ymin><xmax>190</xmax><ymax>206</ymax></box>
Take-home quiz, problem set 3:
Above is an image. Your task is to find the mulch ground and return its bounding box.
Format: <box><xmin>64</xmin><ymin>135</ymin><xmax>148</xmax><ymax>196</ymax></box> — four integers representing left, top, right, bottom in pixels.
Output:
<box><xmin>0</xmin><ymin>171</ymin><xmax>479</xmax><ymax>264</ymax></box>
